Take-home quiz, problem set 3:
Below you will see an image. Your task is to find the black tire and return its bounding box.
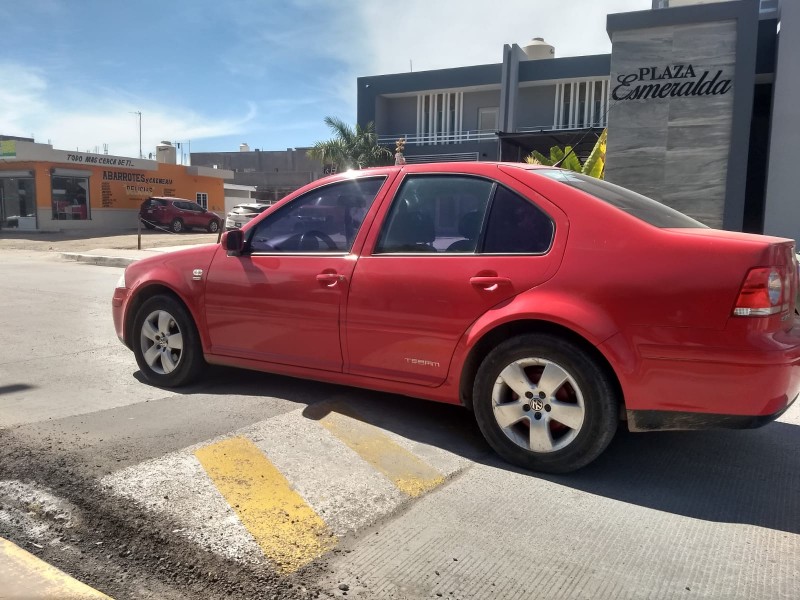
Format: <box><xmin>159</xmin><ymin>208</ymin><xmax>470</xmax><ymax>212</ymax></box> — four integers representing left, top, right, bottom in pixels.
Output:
<box><xmin>170</xmin><ymin>218</ymin><xmax>184</xmax><ymax>233</ymax></box>
<box><xmin>141</xmin><ymin>219</ymin><xmax>155</xmax><ymax>230</ymax></box>
<box><xmin>473</xmin><ymin>333</ymin><xmax>618</xmax><ymax>473</ymax></box>
<box><xmin>132</xmin><ymin>294</ymin><xmax>205</xmax><ymax>387</ymax></box>
<box><xmin>208</xmin><ymin>219</ymin><xmax>220</xmax><ymax>233</ymax></box>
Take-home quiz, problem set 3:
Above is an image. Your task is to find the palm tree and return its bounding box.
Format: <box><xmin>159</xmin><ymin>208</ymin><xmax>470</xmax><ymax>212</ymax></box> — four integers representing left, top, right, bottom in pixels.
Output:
<box><xmin>307</xmin><ymin>117</ymin><xmax>392</xmax><ymax>171</ymax></box>
<box><xmin>525</xmin><ymin>129</ymin><xmax>607</xmax><ymax>179</ymax></box>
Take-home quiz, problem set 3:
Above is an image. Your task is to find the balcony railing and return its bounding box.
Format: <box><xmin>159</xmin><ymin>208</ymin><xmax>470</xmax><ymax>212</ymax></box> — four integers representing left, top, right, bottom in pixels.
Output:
<box><xmin>377</xmin><ymin>130</ymin><xmax>498</xmax><ymax>146</ymax></box>
<box><xmin>404</xmin><ymin>152</ymin><xmax>480</xmax><ymax>164</ymax></box>
<box><xmin>380</xmin><ymin>124</ymin><xmax>604</xmax><ymax>148</ymax></box>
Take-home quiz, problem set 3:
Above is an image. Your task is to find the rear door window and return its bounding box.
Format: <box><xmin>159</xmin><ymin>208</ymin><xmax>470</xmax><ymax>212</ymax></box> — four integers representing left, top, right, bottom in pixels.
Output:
<box><xmin>483</xmin><ymin>186</ymin><xmax>554</xmax><ymax>254</ymax></box>
<box><xmin>374</xmin><ymin>175</ymin><xmax>494</xmax><ymax>254</ymax></box>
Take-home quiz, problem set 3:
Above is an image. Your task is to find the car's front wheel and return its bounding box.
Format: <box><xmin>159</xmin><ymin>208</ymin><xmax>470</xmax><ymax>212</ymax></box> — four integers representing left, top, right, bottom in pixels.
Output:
<box><xmin>132</xmin><ymin>295</ymin><xmax>204</xmax><ymax>387</ymax></box>
<box><xmin>208</xmin><ymin>219</ymin><xmax>220</xmax><ymax>233</ymax></box>
<box><xmin>473</xmin><ymin>333</ymin><xmax>619</xmax><ymax>473</ymax></box>
<box><xmin>170</xmin><ymin>218</ymin><xmax>184</xmax><ymax>233</ymax></box>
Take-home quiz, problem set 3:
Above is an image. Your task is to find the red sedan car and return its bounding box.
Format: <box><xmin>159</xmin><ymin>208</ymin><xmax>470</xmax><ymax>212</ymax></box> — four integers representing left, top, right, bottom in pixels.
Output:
<box><xmin>112</xmin><ymin>163</ymin><xmax>800</xmax><ymax>473</ymax></box>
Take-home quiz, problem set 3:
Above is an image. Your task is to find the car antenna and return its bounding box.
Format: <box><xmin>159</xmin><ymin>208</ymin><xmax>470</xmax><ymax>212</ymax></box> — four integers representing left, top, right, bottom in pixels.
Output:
<box><xmin>552</xmin><ymin>97</ymin><xmax>619</xmax><ymax>168</ymax></box>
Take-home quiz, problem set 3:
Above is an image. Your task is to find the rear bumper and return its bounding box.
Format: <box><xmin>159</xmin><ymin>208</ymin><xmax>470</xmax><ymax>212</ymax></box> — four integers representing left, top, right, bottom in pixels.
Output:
<box><xmin>627</xmin><ymin>394</ymin><xmax>797</xmax><ymax>431</ymax></box>
<box><xmin>601</xmin><ymin>323</ymin><xmax>800</xmax><ymax>422</ymax></box>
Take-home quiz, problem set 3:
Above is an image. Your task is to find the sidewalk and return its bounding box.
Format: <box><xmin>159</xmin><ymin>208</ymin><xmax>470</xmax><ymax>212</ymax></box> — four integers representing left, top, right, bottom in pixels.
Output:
<box><xmin>0</xmin><ymin>537</ymin><xmax>111</xmax><ymax>599</ymax></box>
<box><xmin>0</xmin><ymin>229</ymin><xmax>219</xmax><ymax>268</ymax></box>
<box><xmin>59</xmin><ymin>245</ymin><xmax>206</xmax><ymax>268</ymax></box>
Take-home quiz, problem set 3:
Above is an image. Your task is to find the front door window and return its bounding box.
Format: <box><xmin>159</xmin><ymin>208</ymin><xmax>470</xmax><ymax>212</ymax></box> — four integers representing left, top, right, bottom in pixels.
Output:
<box><xmin>249</xmin><ymin>178</ymin><xmax>386</xmax><ymax>253</ymax></box>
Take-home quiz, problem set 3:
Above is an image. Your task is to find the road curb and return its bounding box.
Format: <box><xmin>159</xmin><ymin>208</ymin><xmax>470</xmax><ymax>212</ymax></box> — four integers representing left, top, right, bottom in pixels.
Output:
<box><xmin>0</xmin><ymin>537</ymin><xmax>112</xmax><ymax>599</ymax></box>
<box><xmin>60</xmin><ymin>253</ymin><xmax>138</xmax><ymax>268</ymax></box>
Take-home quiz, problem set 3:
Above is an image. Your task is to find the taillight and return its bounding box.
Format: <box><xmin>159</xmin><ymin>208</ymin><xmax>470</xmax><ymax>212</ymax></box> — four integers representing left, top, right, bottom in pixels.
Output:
<box><xmin>733</xmin><ymin>267</ymin><xmax>786</xmax><ymax>316</ymax></box>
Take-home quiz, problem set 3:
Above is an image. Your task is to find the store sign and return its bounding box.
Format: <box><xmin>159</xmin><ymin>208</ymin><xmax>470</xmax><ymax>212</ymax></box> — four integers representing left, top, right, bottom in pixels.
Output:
<box><xmin>100</xmin><ymin>169</ymin><xmax>177</xmax><ymax>207</ymax></box>
<box><xmin>7</xmin><ymin>141</ymin><xmax>157</xmax><ymax>171</ymax></box>
<box><xmin>0</xmin><ymin>140</ymin><xmax>16</xmax><ymax>157</ymax></box>
<box><xmin>612</xmin><ymin>64</ymin><xmax>733</xmax><ymax>101</ymax></box>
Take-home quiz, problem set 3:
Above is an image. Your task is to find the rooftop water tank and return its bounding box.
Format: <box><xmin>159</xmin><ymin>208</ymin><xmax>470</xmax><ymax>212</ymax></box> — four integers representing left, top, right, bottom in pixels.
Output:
<box><xmin>156</xmin><ymin>141</ymin><xmax>177</xmax><ymax>164</ymax></box>
<box><xmin>522</xmin><ymin>37</ymin><xmax>555</xmax><ymax>60</ymax></box>
<box><xmin>239</xmin><ymin>143</ymin><xmax>250</xmax><ymax>152</ymax></box>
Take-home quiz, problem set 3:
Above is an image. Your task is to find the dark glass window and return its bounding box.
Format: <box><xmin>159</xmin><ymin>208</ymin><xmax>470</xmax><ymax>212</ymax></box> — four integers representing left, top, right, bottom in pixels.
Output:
<box><xmin>483</xmin><ymin>186</ymin><xmax>554</xmax><ymax>254</ymax></box>
<box><xmin>536</xmin><ymin>169</ymin><xmax>707</xmax><ymax>228</ymax></box>
<box><xmin>375</xmin><ymin>175</ymin><xmax>494</xmax><ymax>254</ymax></box>
<box><xmin>248</xmin><ymin>177</ymin><xmax>385</xmax><ymax>253</ymax></box>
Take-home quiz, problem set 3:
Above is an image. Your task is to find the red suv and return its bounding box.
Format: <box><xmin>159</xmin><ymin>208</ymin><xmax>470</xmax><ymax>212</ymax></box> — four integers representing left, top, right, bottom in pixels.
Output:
<box><xmin>139</xmin><ymin>197</ymin><xmax>221</xmax><ymax>233</ymax></box>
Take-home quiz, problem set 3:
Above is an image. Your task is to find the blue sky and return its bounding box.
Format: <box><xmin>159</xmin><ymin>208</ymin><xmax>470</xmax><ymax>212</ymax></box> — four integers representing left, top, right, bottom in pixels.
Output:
<box><xmin>1</xmin><ymin>0</ymin><xmax>648</xmax><ymax>160</ymax></box>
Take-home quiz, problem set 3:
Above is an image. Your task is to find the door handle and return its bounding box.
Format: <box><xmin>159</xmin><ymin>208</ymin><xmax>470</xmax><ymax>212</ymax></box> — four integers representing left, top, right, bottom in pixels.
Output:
<box><xmin>316</xmin><ymin>273</ymin><xmax>345</xmax><ymax>287</ymax></box>
<box><xmin>470</xmin><ymin>276</ymin><xmax>511</xmax><ymax>291</ymax></box>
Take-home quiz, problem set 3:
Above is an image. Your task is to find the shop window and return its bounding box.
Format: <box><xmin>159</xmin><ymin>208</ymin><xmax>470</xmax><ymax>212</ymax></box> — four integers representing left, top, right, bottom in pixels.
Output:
<box><xmin>1</xmin><ymin>176</ymin><xmax>37</xmax><ymax>229</ymax></box>
<box><xmin>196</xmin><ymin>192</ymin><xmax>208</xmax><ymax>209</ymax></box>
<box><xmin>52</xmin><ymin>176</ymin><xmax>89</xmax><ymax>220</ymax></box>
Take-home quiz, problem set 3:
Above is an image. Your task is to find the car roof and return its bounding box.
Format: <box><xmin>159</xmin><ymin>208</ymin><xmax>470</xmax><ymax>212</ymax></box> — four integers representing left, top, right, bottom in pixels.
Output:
<box><xmin>146</xmin><ymin>196</ymin><xmax>193</xmax><ymax>202</ymax></box>
<box><xmin>232</xmin><ymin>203</ymin><xmax>269</xmax><ymax>208</ymax></box>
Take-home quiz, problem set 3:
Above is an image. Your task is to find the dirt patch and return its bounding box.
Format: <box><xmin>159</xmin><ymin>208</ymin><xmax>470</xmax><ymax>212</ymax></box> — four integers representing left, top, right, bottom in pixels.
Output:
<box><xmin>0</xmin><ymin>429</ymin><xmax>328</xmax><ymax>600</ymax></box>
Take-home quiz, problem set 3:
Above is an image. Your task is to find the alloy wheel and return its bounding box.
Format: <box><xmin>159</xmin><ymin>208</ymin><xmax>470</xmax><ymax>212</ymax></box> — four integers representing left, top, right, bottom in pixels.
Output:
<box><xmin>139</xmin><ymin>309</ymin><xmax>184</xmax><ymax>375</ymax></box>
<box><xmin>491</xmin><ymin>357</ymin><xmax>585</xmax><ymax>453</ymax></box>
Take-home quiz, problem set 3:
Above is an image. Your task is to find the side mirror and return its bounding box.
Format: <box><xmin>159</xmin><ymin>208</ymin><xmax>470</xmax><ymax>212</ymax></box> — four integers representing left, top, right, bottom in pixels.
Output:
<box><xmin>222</xmin><ymin>229</ymin><xmax>244</xmax><ymax>256</ymax></box>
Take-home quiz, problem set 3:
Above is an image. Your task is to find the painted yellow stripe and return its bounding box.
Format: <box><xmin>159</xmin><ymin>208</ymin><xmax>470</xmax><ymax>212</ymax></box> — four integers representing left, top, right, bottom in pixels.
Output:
<box><xmin>319</xmin><ymin>406</ymin><xmax>445</xmax><ymax>497</ymax></box>
<box><xmin>194</xmin><ymin>437</ymin><xmax>335</xmax><ymax>573</ymax></box>
<box><xmin>0</xmin><ymin>537</ymin><xmax>112</xmax><ymax>599</ymax></box>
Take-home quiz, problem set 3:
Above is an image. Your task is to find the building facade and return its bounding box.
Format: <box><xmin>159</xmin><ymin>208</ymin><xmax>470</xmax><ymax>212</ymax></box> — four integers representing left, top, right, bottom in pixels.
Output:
<box><xmin>358</xmin><ymin>0</ymin><xmax>791</xmax><ymax>237</ymax></box>
<box><xmin>0</xmin><ymin>140</ymin><xmax>232</xmax><ymax>231</ymax></box>
<box><xmin>191</xmin><ymin>146</ymin><xmax>325</xmax><ymax>204</ymax></box>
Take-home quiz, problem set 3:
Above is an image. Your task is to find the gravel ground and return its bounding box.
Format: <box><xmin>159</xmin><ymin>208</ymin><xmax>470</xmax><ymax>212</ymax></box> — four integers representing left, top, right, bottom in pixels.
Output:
<box><xmin>0</xmin><ymin>428</ymin><xmax>326</xmax><ymax>600</ymax></box>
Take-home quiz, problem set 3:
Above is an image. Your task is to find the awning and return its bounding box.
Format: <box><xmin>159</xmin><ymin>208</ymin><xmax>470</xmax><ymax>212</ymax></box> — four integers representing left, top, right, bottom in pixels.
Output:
<box><xmin>498</xmin><ymin>128</ymin><xmax>603</xmax><ymax>163</ymax></box>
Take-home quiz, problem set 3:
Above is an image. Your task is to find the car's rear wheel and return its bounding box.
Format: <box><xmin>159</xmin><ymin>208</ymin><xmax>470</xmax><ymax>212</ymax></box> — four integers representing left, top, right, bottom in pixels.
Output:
<box><xmin>132</xmin><ymin>295</ymin><xmax>204</xmax><ymax>387</ymax></box>
<box><xmin>473</xmin><ymin>333</ymin><xmax>618</xmax><ymax>473</ymax></box>
<box><xmin>170</xmin><ymin>218</ymin><xmax>183</xmax><ymax>233</ymax></box>
<box><xmin>208</xmin><ymin>219</ymin><xmax>220</xmax><ymax>233</ymax></box>
<box><xmin>141</xmin><ymin>219</ymin><xmax>155</xmax><ymax>230</ymax></box>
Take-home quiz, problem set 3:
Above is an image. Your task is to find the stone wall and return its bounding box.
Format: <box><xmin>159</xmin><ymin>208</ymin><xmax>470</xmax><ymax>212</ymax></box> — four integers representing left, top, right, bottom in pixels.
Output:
<box><xmin>605</xmin><ymin>20</ymin><xmax>737</xmax><ymax>228</ymax></box>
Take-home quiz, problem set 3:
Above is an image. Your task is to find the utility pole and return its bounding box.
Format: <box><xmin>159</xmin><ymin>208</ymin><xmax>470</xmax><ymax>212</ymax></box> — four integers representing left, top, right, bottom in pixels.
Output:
<box><xmin>130</xmin><ymin>111</ymin><xmax>142</xmax><ymax>158</ymax></box>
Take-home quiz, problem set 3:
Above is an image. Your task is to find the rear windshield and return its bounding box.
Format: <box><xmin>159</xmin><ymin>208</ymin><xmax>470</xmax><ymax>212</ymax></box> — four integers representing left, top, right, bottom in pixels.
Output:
<box><xmin>536</xmin><ymin>169</ymin><xmax>707</xmax><ymax>229</ymax></box>
<box><xmin>232</xmin><ymin>206</ymin><xmax>265</xmax><ymax>214</ymax></box>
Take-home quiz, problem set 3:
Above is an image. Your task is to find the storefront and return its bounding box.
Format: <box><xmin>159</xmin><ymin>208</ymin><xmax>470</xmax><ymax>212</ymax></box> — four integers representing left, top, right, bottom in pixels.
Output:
<box><xmin>0</xmin><ymin>140</ymin><xmax>232</xmax><ymax>231</ymax></box>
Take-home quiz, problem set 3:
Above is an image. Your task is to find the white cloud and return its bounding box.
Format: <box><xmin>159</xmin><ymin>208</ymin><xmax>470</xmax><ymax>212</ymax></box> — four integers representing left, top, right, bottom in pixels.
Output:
<box><xmin>354</xmin><ymin>0</ymin><xmax>651</xmax><ymax>76</ymax></box>
<box><xmin>290</xmin><ymin>0</ymin><xmax>651</xmax><ymax>122</ymax></box>
<box><xmin>0</xmin><ymin>62</ymin><xmax>257</xmax><ymax>158</ymax></box>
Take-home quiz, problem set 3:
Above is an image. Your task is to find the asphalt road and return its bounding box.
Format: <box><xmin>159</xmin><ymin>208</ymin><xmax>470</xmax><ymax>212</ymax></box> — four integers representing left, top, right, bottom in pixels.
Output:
<box><xmin>0</xmin><ymin>251</ymin><xmax>798</xmax><ymax>599</ymax></box>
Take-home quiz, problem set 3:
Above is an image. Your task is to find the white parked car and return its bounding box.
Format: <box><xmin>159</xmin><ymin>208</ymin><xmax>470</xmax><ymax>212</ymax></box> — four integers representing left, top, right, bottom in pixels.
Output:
<box><xmin>224</xmin><ymin>203</ymin><xmax>271</xmax><ymax>230</ymax></box>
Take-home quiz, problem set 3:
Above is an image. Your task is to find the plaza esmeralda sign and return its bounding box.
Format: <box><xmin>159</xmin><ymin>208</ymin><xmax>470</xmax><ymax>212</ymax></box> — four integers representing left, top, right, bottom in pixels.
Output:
<box><xmin>612</xmin><ymin>64</ymin><xmax>733</xmax><ymax>101</ymax></box>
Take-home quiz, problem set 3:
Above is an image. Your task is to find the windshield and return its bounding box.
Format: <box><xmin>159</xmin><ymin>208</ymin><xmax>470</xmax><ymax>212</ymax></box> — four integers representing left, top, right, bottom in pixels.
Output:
<box><xmin>536</xmin><ymin>169</ymin><xmax>708</xmax><ymax>229</ymax></box>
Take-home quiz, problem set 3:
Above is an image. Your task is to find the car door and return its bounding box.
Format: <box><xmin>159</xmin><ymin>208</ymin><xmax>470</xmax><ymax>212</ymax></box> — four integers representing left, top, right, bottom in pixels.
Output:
<box><xmin>203</xmin><ymin>175</ymin><xmax>391</xmax><ymax>372</ymax></box>
<box><xmin>344</xmin><ymin>171</ymin><xmax>567</xmax><ymax>386</ymax></box>
<box><xmin>184</xmin><ymin>201</ymin><xmax>203</xmax><ymax>228</ymax></box>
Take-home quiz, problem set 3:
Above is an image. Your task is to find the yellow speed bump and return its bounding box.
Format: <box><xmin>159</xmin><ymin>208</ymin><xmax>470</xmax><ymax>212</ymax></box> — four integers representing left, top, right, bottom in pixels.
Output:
<box><xmin>0</xmin><ymin>536</ymin><xmax>111</xmax><ymax>599</ymax></box>
<box><xmin>194</xmin><ymin>437</ymin><xmax>335</xmax><ymax>573</ymax></box>
<box><xmin>319</xmin><ymin>408</ymin><xmax>445</xmax><ymax>497</ymax></box>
